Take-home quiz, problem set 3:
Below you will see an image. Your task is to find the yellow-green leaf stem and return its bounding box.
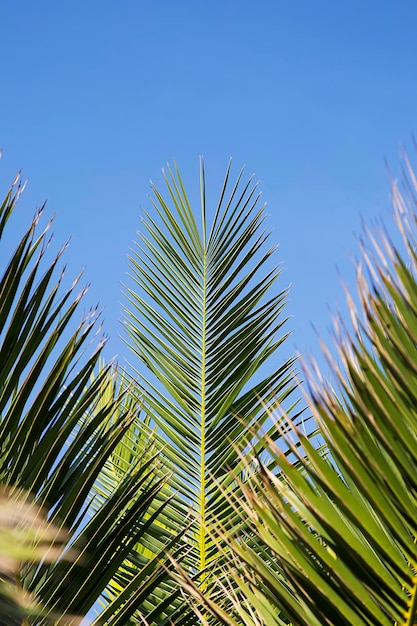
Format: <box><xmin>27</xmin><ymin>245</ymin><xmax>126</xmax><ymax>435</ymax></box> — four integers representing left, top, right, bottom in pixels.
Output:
<box><xmin>200</xmin><ymin>249</ymin><xmax>208</xmax><ymax>588</ymax></box>
<box><xmin>404</xmin><ymin>572</ymin><xmax>417</xmax><ymax>626</ymax></box>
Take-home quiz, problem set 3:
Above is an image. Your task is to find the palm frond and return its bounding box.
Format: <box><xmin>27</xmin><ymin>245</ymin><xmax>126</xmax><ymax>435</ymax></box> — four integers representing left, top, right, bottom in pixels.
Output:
<box><xmin>89</xmin><ymin>367</ymin><xmax>192</xmax><ymax>625</ymax></box>
<box><xmin>200</xmin><ymin>154</ymin><xmax>417</xmax><ymax>625</ymax></box>
<box><xmin>123</xmin><ymin>159</ymin><xmax>301</xmax><ymax>613</ymax></box>
<box><xmin>0</xmin><ymin>171</ymin><xmax>185</xmax><ymax>624</ymax></box>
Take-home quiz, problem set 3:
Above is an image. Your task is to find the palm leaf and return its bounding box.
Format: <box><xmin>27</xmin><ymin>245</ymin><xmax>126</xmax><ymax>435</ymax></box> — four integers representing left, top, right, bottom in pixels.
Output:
<box><xmin>89</xmin><ymin>367</ymin><xmax>192</xmax><ymax>625</ymax></box>
<box><xmin>199</xmin><ymin>154</ymin><xmax>417</xmax><ymax>625</ymax></box>
<box><xmin>122</xmin><ymin>159</ymin><xmax>300</xmax><ymax>614</ymax></box>
<box><xmin>0</xmin><ymin>171</ymin><xmax>184</xmax><ymax>624</ymax></box>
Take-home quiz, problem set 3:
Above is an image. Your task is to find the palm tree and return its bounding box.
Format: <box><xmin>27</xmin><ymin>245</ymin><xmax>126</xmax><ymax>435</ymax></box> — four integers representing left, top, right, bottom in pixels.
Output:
<box><xmin>0</xmin><ymin>170</ymin><xmax>185</xmax><ymax>624</ymax></box>
<box><xmin>119</xmin><ymin>159</ymin><xmax>302</xmax><ymax>619</ymax></box>
<box><xmin>189</xmin><ymin>155</ymin><xmax>417</xmax><ymax>625</ymax></box>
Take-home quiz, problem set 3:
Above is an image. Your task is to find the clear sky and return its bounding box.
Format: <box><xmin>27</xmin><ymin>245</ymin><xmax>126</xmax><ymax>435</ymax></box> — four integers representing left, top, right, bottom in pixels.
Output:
<box><xmin>1</xmin><ymin>1</ymin><xmax>417</xmax><ymax>377</ymax></box>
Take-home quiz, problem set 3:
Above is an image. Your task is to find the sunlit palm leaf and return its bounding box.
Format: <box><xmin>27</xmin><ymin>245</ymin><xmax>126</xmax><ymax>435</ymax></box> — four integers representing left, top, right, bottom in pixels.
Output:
<box><xmin>202</xmin><ymin>155</ymin><xmax>417</xmax><ymax>625</ymax></box>
<box><xmin>123</xmin><ymin>159</ymin><xmax>300</xmax><ymax>613</ymax></box>
<box><xmin>90</xmin><ymin>367</ymin><xmax>191</xmax><ymax>625</ymax></box>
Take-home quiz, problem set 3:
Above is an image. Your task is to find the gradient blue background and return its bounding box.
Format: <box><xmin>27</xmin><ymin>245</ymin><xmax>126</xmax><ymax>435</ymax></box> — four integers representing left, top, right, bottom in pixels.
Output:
<box><xmin>1</xmin><ymin>0</ymin><xmax>416</xmax><ymax>376</ymax></box>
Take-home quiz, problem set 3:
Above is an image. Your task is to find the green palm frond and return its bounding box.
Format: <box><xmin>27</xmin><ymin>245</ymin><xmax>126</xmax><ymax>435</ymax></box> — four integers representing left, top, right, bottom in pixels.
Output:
<box><xmin>89</xmin><ymin>367</ymin><xmax>192</xmax><ymax>625</ymax></box>
<box><xmin>0</xmin><ymin>171</ymin><xmax>185</xmax><ymax>624</ymax></box>
<box><xmin>198</xmin><ymin>155</ymin><xmax>417</xmax><ymax>625</ymax></box>
<box><xmin>122</xmin><ymin>159</ymin><xmax>301</xmax><ymax>613</ymax></box>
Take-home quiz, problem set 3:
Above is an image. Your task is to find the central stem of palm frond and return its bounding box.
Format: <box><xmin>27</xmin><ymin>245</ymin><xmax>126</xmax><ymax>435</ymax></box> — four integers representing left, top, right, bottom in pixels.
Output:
<box><xmin>199</xmin><ymin>250</ymin><xmax>207</xmax><ymax>588</ymax></box>
<box><xmin>405</xmin><ymin>571</ymin><xmax>417</xmax><ymax>626</ymax></box>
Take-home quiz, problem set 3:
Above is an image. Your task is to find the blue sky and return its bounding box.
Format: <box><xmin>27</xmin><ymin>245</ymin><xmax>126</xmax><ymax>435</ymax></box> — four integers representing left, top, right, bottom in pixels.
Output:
<box><xmin>1</xmin><ymin>1</ymin><xmax>417</xmax><ymax>377</ymax></box>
